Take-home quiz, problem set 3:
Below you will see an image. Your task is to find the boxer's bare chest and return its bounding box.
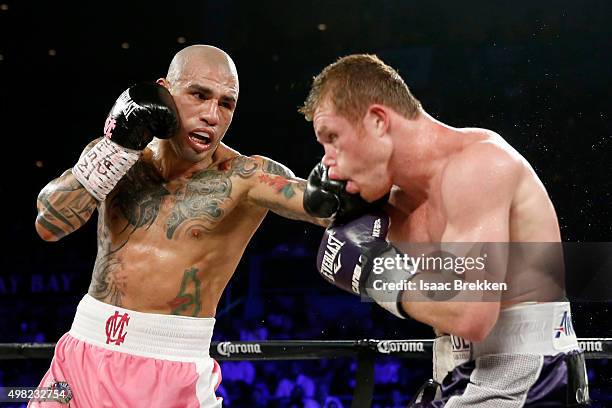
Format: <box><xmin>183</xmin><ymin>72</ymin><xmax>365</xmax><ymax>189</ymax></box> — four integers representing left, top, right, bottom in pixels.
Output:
<box><xmin>387</xmin><ymin>188</ymin><xmax>447</xmax><ymax>242</ymax></box>
<box><xmin>101</xmin><ymin>157</ymin><xmax>257</xmax><ymax>243</ymax></box>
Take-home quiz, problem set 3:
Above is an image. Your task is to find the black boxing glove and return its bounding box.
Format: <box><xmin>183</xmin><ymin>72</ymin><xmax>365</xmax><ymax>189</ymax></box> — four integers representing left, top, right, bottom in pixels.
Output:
<box><xmin>73</xmin><ymin>83</ymin><xmax>180</xmax><ymax>201</ymax></box>
<box><xmin>304</xmin><ymin>162</ymin><xmax>388</xmax><ymax>222</ymax></box>
<box><xmin>316</xmin><ymin>210</ymin><xmax>414</xmax><ymax>319</ymax></box>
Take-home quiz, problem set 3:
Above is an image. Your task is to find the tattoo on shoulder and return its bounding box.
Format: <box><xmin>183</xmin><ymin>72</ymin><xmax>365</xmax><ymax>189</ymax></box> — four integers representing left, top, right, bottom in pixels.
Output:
<box><xmin>227</xmin><ymin>155</ymin><xmax>258</xmax><ymax>178</ymax></box>
<box><xmin>262</xmin><ymin>159</ymin><xmax>294</xmax><ymax>178</ymax></box>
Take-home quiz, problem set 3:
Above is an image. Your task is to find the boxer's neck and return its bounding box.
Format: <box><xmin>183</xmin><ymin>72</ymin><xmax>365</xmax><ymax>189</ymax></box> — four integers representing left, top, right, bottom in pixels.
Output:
<box><xmin>389</xmin><ymin>109</ymin><xmax>463</xmax><ymax>196</ymax></box>
<box><xmin>148</xmin><ymin>140</ymin><xmax>221</xmax><ymax>180</ymax></box>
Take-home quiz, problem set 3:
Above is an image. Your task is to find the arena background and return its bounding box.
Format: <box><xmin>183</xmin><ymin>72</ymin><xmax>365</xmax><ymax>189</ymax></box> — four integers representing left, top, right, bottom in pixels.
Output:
<box><xmin>0</xmin><ymin>0</ymin><xmax>610</xmax><ymax>407</ymax></box>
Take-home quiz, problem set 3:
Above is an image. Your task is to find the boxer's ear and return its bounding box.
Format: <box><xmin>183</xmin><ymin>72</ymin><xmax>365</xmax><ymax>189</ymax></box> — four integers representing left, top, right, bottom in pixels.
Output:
<box><xmin>364</xmin><ymin>104</ymin><xmax>389</xmax><ymax>137</ymax></box>
<box><xmin>156</xmin><ymin>78</ymin><xmax>170</xmax><ymax>90</ymax></box>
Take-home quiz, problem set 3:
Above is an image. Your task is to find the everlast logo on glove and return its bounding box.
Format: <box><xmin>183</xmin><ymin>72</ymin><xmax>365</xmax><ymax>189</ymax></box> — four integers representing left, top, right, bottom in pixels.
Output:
<box><xmin>372</xmin><ymin>218</ymin><xmax>382</xmax><ymax>238</ymax></box>
<box><xmin>315</xmin><ymin>211</ymin><xmax>411</xmax><ymax>319</ymax></box>
<box><xmin>352</xmin><ymin>259</ymin><xmax>363</xmax><ymax>294</ymax></box>
<box><xmin>115</xmin><ymin>89</ymin><xmax>139</xmax><ymax>119</ymax></box>
<box><xmin>320</xmin><ymin>231</ymin><xmax>345</xmax><ymax>282</ymax></box>
<box><xmin>317</xmin><ymin>212</ymin><xmax>391</xmax><ymax>295</ymax></box>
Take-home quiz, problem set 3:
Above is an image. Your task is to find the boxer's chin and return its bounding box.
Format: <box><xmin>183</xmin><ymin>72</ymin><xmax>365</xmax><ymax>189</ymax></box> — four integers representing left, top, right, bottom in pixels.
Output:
<box><xmin>362</xmin><ymin>184</ymin><xmax>392</xmax><ymax>203</ymax></box>
<box><xmin>345</xmin><ymin>180</ymin><xmax>360</xmax><ymax>194</ymax></box>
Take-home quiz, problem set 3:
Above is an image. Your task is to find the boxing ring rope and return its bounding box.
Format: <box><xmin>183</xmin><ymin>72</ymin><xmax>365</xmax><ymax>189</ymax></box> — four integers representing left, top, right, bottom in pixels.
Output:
<box><xmin>2</xmin><ymin>339</ymin><xmax>611</xmax><ymax>408</ymax></box>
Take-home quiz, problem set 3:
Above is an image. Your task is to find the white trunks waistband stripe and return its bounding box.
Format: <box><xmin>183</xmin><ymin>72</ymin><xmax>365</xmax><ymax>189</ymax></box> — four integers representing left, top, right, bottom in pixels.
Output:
<box><xmin>69</xmin><ymin>294</ymin><xmax>215</xmax><ymax>361</ymax></box>
<box><xmin>468</xmin><ymin>302</ymin><xmax>579</xmax><ymax>359</ymax></box>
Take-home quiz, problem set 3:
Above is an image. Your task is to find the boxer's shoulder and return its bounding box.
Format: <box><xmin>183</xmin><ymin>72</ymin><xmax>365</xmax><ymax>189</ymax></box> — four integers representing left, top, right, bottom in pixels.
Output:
<box><xmin>249</xmin><ymin>155</ymin><xmax>295</xmax><ymax>178</ymax></box>
<box><xmin>444</xmin><ymin>137</ymin><xmax>522</xmax><ymax>185</ymax></box>
<box><xmin>440</xmin><ymin>137</ymin><xmax>523</xmax><ymax>218</ymax></box>
<box><xmin>214</xmin><ymin>154</ymin><xmax>293</xmax><ymax>182</ymax></box>
<box><xmin>454</xmin><ymin>127</ymin><xmax>524</xmax><ymax>162</ymax></box>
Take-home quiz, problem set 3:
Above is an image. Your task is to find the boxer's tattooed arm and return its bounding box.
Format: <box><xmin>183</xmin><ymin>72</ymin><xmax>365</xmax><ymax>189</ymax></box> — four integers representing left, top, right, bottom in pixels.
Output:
<box><xmin>263</xmin><ymin>159</ymin><xmax>293</xmax><ymax>177</ymax></box>
<box><xmin>226</xmin><ymin>155</ymin><xmax>258</xmax><ymax>178</ymax></box>
<box><xmin>248</xmin><ymin>157</ymin><xmax>329</xmax><ymax>226</ymax></box>
<box><xmin>167</xmin><ymin>267</ymin><xmax>202</xmax><ymax>316</ymax></box>
<box><xmin>36</xmin><ymin>170</ymin><xmax>98</xmax><ymax>239</ymax></box>
<box><xmin>36</xmin><ymin>139</ymin><xmax>102</xmax><ymax>240</ymax></box>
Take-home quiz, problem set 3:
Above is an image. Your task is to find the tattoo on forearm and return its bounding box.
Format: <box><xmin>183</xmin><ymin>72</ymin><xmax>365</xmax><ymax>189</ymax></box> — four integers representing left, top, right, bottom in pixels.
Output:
<box><xmin>167</xmin><ymin>267</ymin><xmax>202</xmax><ymax>316</ymax></box>
<box><xmin>36</xmin><ymin>139</ymin><xmax>106</xmax><ymax>239</ymax></box>
<box><xmin>36</xmin><ymin>170</ymin><xmax>97</xmax><ymax>238</ymax></box>
<box><xmin>255</xmin><ymin>197</ymin><xmax>321</xmax><ymax>224</ymax></box>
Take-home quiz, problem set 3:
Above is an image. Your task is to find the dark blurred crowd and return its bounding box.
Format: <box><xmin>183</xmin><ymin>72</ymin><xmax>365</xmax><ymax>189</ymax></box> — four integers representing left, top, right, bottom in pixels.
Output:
<box><xmin>1</xmin><ymin>280</ymin><xmax>611</xmax><ymax>407</ymax></box>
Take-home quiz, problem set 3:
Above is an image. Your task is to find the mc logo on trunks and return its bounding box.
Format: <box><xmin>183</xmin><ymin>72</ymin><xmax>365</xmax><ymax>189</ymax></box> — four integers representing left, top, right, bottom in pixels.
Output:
<box><xmin>105</xmin><ymin>311</ymin><xmax>130</xmax><ymax>346</ymax></box>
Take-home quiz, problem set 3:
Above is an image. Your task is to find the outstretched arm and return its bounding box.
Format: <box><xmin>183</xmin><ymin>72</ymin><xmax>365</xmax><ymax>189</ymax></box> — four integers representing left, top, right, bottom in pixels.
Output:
<box><xmin>246</xmin><ymin>155</ymin><xmax>329</xmax><ymax>227</ymax></box>
<box><xmin>35</xmin><ymin>139</ymin><xmax>101</xmax><ymax>241</ymax></box>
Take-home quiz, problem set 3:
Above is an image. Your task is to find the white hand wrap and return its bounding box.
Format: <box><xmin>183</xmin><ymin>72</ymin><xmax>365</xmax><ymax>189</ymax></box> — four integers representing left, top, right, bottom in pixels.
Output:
<box><xmin>362</xmin><ymin>245</ymin><xmax>415</xmax><ymax>319</ymax></box>
<box><xmin>72</xmin><ymin>138</ymin><xmax>140</xmax><ymax>201</ymax></box>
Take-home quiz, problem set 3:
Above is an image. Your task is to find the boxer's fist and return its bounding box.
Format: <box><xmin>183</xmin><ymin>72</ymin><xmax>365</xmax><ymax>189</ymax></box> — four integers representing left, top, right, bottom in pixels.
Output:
<box><xmin>304</xmin><ymin>162</ymin><xmax>388</xmax><ymax>222</ymax></box>
<box><xmin>72</xmin><ymin>83</ymin><xmax>180</xmax><ymax>201</ymax></box>
<box><xmin>316</xmin><ymin>211</ymin><xmax>412</xmax><ymax>319</ymax></box>
<box><xmin>104</xmin><ymin>82</ymin><xmax>180</xmax><ymax>150</ymax></box>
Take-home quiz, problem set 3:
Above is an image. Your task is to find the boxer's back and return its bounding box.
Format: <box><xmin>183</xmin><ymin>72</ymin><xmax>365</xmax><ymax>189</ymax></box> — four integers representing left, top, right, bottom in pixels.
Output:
<box><xmin>90</xmin><ymin>149</ymin><xmax>268</xmax><ymax>317</ymax></box>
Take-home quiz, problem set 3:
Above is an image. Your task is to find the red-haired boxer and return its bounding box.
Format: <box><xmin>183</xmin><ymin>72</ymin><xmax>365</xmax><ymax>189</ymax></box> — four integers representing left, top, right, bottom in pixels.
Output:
<box><xmin>32</xmin><ymin>45</ymin><xmax>342</xmax><ymax>408</ymax></box>
<box><xmin>302</xmin><ymin>54</ymin><xmax>589</xmax><ymax>407</ymax></box>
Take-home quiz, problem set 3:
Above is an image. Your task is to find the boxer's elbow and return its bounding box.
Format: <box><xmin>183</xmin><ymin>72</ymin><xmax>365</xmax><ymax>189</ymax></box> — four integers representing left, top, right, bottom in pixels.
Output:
<box><xmin>35</xmin><ymin>217</ymin><xmax>64</xmax><ymax>242</ymax></box>
<box><xmin>454</xmin><ymin>304</ymin><xmax>499</xmax><ymax>342</ymax></box>
<box><xmin>456</xmin><ymin>320</ymin><xmax>493</xmax><ymax>342</ymax></box>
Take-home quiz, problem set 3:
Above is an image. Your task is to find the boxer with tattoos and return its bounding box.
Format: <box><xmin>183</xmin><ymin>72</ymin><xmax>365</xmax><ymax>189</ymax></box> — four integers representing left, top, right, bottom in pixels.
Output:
<box><xmin>32</xmin><ymin>45</ymin><xmax>334</xmax><ymax>408</ymax></box>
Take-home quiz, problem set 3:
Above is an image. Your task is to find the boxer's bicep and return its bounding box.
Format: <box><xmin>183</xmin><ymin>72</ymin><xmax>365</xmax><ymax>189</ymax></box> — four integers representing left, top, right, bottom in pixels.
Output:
<box><xmin>246</xmin><ymin>156</ymin><xmax>329</xmax><ymax>226</ymax></box>
<box><xmin>35</xmin><ymin>138</ymin><xmax>101</xmax><ymax>241</ymax></box>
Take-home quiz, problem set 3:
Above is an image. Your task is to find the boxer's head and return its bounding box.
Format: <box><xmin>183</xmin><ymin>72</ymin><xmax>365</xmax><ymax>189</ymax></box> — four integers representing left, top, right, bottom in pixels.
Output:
<box><xmin>157</xmin><ymin>45</ymin><xmax>239</xmax><ymax>163</ymax></box>
<box><xmin>300</xmin><ymin>54</ymin><xmax>420</xmax><ymax>201</ymax></box>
